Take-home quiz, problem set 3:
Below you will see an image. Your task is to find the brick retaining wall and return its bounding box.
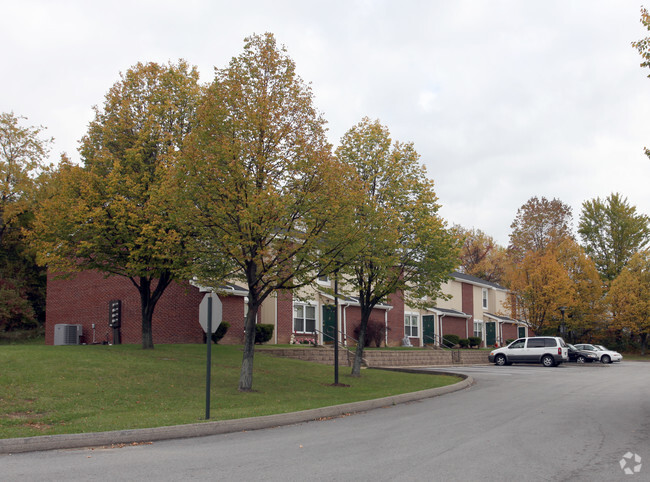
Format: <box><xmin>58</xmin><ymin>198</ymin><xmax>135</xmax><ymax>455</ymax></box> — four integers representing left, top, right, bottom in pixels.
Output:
<box><xmin>259</xmin><ymin>347</ymin><xmax>490</xmax><ymax>367</ymax></box>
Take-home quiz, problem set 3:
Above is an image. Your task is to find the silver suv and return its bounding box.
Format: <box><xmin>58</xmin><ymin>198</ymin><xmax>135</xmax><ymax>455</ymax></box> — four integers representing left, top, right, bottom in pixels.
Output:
<box><xmin>489</xmin><ymin>337</ymin><xmax>569</xmax><ymax>367</ymax></box>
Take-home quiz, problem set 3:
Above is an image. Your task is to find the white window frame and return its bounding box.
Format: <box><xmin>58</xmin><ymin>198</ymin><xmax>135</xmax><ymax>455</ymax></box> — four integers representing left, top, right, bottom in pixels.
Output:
<box><xmin>404</xmin><ymin>313</ymin><xmax>419</xmax><ymax>337</ymax></box>
<box><xmin>482</xmin><ymin>288</ymin><xmax>488</xmax><ymax>310</ymax></box>
<box><xmin>473</xmin><ymin>320</ymin><xmax>483</xmax><ymax>338</ymax></box>
<box><xmin>293</xmin><ymin>302</ymin><xmax>317</xmax><ymax>334</ymax></box>
<box><xmin>317</xmin><ymin>274</ymin><xmax>330</xmax><ymax>285</ymax></box>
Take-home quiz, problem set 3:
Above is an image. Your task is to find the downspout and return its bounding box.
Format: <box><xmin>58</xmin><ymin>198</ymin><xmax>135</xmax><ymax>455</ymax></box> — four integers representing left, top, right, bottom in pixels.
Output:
<box><xmin>343</xmin><ymin>304</ymin><xmax>349</xmax><ymax>346</ymax></box>
<box><xmin>384</xmin><ymin>310</ymin><xmax>388</xmax><ymax>347</ymax></box>
<box><xmin>439</xmin><ymin>314</ymin><xmax>446</xmax><ymax>347</ymax></box>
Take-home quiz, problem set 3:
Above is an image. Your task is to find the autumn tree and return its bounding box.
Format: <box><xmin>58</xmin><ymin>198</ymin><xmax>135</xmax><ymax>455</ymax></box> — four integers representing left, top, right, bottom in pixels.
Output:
<box><xmin>454</xmin><ymin>225</ymin><xmax>507</xmax><ymax>284</ymax></box>
<box><xmin>32</xmin><ymin>61</ymin><xmax>202</xmax><ymax>348</ymax></box>
<box><xmin>335</xmin><ymin>117</ymin><xmax>460</xmax><ymax>376</ymax></box>
<box><xmin>608</xmin><ymin>251</ymin><xmax>650</xmax><ymax>354</ymax></box>
<box><xmin>0</xmin><ymin>112</ymin><xmax>52</xmax><ymax>331</ymax></box>
<box><xmin>578</xmin><ymin>193</ymin><xmax>650</xmax><ymax>282</ymax></box>
<box><xmin>504</xmin><ymin>249</ymin><xmax>573</xmax><ymax>335</ymax></box>
<box><xmin>556</xmin><ymin>239</ymin><xmax>605</xmax><ymax>341</ymax></box>
<box><xmin>177</xmin><ymin>33</ymin><xmax>359</xmax><ymax>391</ymax></box>
<box><xmin>508</xmin><ymin>196</ymin><xmax>573</xmax><ymax>259</ymax></box>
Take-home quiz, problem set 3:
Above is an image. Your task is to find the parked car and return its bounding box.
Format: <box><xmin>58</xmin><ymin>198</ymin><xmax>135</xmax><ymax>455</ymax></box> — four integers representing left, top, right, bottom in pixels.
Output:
<box><xmin>489</xmin><ymin>337</ymin><xmax>569</xmax><ymax>367</ymax></box>
<box><xmin>567</xmin><ymin>344</ymin><xmax>599</xmax><ymax>363</ymax></box>
<box><xmin>573</xmin><ymin>344</ymin><xmax>623</xmax><ymax>364</ymax></box>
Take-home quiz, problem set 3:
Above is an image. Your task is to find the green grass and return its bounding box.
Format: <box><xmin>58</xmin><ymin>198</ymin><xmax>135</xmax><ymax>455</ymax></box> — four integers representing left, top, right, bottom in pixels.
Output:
<box><xmin>620</xmin><ymin>352</ymin><xmax>650</xmax><ymax>361</ymax></box>
<box><xmin>0</xmin><ymin>344</ymin><xmax>460</xmax><ymax>439</ymax></box>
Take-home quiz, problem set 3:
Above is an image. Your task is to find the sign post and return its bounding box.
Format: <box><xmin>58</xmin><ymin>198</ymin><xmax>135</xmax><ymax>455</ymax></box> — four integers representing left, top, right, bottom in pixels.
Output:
<box><xmin>199</xmin><ymin>292</ymin><xmax>222</xmax><ymax>419</ymax></box>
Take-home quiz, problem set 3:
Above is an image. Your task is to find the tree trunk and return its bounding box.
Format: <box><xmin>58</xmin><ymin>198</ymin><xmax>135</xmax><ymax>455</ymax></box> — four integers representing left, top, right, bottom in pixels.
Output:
<box><xmin>641</xmin><ymin>333</ymin><xmax>647</xmax><ymax>356</ymax></box>
<box><xmin>239</xmin><ymin>299</ymin><xmax>259</xmax><ymax>391</ymax></box>
<box><xmin>351</xmin><ymin>306</ymin><xmax>371</xmax><ymax>377</ymax></box>
<box><xmin>135</xmin><ymin>271</ymin><xmax>173</xmax><ymax>350</ymax></box>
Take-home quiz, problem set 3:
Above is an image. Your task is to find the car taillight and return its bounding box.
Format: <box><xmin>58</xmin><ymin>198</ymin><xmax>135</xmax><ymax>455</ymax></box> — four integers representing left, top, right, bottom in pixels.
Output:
<box><xmin>558</xmin><ymin>347</ymin><xmax>562</xmax><ymax>355</ymax></box>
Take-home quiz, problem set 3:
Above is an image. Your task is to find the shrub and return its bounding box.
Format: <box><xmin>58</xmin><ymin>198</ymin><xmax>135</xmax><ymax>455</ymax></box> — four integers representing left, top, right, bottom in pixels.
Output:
<box><xmin>255</xmin><ymin>324</ymin><xmax>274</xmax><ymax>344</ymax></box>
<box><xmin>468</xmin><ymin>336</ymin><xmax>482</xmax><ymax>348</ymax></box>
<box><xmin>442</xmin><ymin>334</ymin><xmax>460</xmax><ymax>347</ymax></box>
<box><xmin>353</xmin><ymin>320</ymin><xmax>389</xmax><ymax>347</ymax></box>
<box><xmin>505</xmin><ymin>339</ymin><xmax>515</xmax><ymax>345</ymax></box>
<box><xmin>458</xmin><ymin>338</ymin><xmax>470</xmax><ymax>348</ymax></box>
<box><xmin>211</xmin><ymin>321</ymin><xmax>230</xmax><ymax>344</ymax></box>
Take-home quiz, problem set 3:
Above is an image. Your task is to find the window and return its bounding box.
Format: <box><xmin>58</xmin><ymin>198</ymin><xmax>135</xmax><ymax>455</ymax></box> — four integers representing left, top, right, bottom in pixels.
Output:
<box><xmin>405</xmin><ymin>314</ymin><xmax>419</xmax><ymax>337</ymax></box>
<box><xmin>473</xmin><ymin>321</ymin><xmax>482</xmax><ymax>338</ymax></box>
<box><xmin>527</xmin><ymin>338</ymin><xmax>545</xmax><ymax>348</ymax></box>
<box><xmin>294</xmin><ymin>303</ymin><xmax>316</xmax><ymax>333</ymax></box>
<box><xmin>317</xmin><ymin>274</ymin><xmax>330</xmax><ymax>285</ymax></box>
<box><xmin>509</xmin><ymin>339</ymin><xmax>525</xmax><ymax>349</ymax></box>
<box><xmin>482</xmin><ymin>288</ymin><xmax>488</xmax><ymax>309</ymax></box>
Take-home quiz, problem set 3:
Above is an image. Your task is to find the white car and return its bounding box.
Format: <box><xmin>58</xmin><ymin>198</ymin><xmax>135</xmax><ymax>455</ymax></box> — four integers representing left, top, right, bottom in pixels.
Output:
<box><xmin>489</xmin><ymin>337</ymin><xmax>569</xmax><ymax>367</ymax></box>
<box><xmin>573</xmin><ymin>344</ymin><xmax>623</xmax><ymax>364</ymax></box>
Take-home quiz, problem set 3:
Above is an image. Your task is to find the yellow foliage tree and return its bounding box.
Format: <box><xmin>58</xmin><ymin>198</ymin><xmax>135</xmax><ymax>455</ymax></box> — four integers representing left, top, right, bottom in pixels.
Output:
<box><xmin>608</xmin><ymin>250</ymin><xmax>650</xmax><ymax>354</ymax></box>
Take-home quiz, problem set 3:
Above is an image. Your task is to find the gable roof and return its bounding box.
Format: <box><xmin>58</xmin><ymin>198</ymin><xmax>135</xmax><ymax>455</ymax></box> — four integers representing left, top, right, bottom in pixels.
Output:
<box><xmin>451</xmin><ymin>271</ymin><xmax>507</xmax><ymax>291</ymax></box>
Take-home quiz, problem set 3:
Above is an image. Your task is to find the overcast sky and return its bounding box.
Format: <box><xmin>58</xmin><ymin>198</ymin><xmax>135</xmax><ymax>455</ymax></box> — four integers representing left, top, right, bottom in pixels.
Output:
<box><xmin>3</xmin><ymin>0</ymin><xmax>650</xmax><ymax>245</ymax></box>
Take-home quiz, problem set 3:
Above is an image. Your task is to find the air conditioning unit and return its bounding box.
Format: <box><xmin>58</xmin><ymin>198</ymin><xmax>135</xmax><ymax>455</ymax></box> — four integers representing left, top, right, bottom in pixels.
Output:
<box><xmin>54</xmin><ymin>324</ymin><xmax>83</xmax><ymax>345</ymax></box>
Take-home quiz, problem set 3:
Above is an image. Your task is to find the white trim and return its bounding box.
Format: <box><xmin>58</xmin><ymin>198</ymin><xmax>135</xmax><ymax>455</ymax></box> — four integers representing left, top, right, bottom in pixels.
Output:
<box><xmin>404</xmin><ymin>312</ymin><xmax>419</xmax><ymax>338</ymax></box>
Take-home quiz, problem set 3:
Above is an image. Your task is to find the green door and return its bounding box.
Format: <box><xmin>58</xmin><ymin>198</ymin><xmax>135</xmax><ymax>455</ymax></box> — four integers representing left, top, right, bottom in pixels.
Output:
<box><xmin>486</xmin><ymin>322</ymin><xmax>496</xmax><ymax>346</ymax></box>
<box><xmin>422</xmin><ymin>315</ymin><xmax>435</xmax><ymax>345</ymax></box>
<box><xmin>518</xmin><ymin>326</ymin><xmax>526</xmax><ymax>338</ymax></box>
<box><xmin>322</xmin><ymin>305</ymin><xmax>336</xmax><ymax>344</ymax></box>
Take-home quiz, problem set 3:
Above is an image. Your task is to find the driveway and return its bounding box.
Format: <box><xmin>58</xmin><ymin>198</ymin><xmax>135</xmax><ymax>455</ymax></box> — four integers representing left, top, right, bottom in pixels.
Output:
<box><xmin>3</xmin><ymin>362</ymin><xmax>649</xmax><ymax>481</ymax></box>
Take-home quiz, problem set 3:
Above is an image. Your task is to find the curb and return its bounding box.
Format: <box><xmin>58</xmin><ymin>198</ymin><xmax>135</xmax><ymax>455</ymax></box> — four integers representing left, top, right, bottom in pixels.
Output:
<box><xmin>0</xmin><ymin>373</ymin><xmax>473</xmax><ymax>455</ymax></box>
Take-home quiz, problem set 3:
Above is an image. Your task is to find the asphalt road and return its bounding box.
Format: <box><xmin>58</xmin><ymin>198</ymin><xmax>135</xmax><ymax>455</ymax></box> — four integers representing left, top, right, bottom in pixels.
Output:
<box><xmin>3</xmin><ymin>361</ymin><xmax>649</xmax><ymax>481</ymax></box>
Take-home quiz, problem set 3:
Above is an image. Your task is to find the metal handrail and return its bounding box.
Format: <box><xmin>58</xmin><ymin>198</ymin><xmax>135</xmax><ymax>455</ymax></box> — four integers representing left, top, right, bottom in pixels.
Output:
<box><xmin>423</xmin><ymin>334</ymin><xmax>461</xmax><ymax>362</ymax></box>
<box><xmin>312</xmin><ymin>328</ymin><xmax>362</xmax><ymax>366</ymax></box>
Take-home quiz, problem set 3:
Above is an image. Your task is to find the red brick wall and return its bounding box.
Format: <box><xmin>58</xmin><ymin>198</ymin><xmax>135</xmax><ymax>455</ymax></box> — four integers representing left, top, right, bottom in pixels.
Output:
<box><xmin>387</xmin><ymin>291</ymin><xmax>405</xmax><ymax>346</ymax></box>
<box><xmin>342</xmin><ymin>305</ymin><xmax>391</xmax><ymax>346</ymax></box>
<box><xmin>46</xmin><ymin>271</ymin><xmax>245</xmax><ymax>345</ymax></box>
<box><xmin>501</xmin><ymin>323</ymin><xmax>520</xmax><ymax>342</ymax></box>
<box><xmin>276</xmin><ymin>290</ymin><xmax>293</xmax><ymax>344</ymax></box>
<box><xmin>441</xmin><ymin>316</ymin><xmax>469</xmax><ymax>339</ymax></box>
<box><xmin>462</xmin><ymin>283</ymin><xmax>474</xmax><ymax>317</ymax></box>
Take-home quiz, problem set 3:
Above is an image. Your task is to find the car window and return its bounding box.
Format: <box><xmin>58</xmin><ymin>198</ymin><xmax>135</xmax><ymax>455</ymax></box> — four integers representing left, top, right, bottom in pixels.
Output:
<box><xmin>544</xmin><ymin>338</ymin><xmax>557</xmax><ymax>347</ymax></box>
<box><xmin>527</xmin><ymin>338</ymin><xmax>545</xmax><ymax>348</ymax></box>
<box><xmin>509</xmin><ymin>340</ymin><xmax>525</xmax><ymax>349</ymax></box>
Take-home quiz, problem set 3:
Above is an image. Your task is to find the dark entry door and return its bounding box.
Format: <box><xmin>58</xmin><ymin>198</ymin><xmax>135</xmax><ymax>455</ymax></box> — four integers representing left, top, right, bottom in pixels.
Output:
<box><xmin>518</xmin><ymin>326</ymin><xmax>526</xmax><ymax>338</ymax></box>
<box><xmin>422</xmin><ymin>315</ymin><xmax>435</xmax><ymax>345</ymax></box>
<box><xmin>322</xmin><ymin>305</ymin><xmax>336</xmax><ymax>344</ymax></box>
<box><xmin>485</xmin><ymin>322</ymin><xmax>496</xmax><ymax>346</ymax></box>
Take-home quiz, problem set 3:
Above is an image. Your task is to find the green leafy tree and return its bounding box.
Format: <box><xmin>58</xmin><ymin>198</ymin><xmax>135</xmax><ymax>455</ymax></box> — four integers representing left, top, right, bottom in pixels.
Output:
<box><xmin>578</xmin><ymin>193</ymin><xmax>650</xmax><ymax>282</ymax></box>
<box><xmin>177</xmin><ymin>33</ymin><xmax>359</xmax><ymax>391</ymax></box>
<box><xmin>0</xmin><ymin>112</ymin><xmax>52</xmax><ymax>331</ymax></box>
<box><xmin>335</xmin><ymin>117</ymin><xmax>460</xmax><ymax>376</ymax></box>
<box><xmin>608</xmin><ymin>251</ymin><xmax>650</xmax><ymax>354</ymax></box>
<box><xmin>32</xmin><ymin>61</ymin><xmax>202</xmax><ymax>348</ymax></box>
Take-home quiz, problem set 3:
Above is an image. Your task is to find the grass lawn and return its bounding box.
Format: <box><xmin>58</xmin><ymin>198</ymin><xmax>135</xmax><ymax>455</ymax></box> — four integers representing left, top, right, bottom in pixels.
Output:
<box><xmin>621</xmin><ymin>352</ymin><xmax>650</xmax><ymax>361</ymax></box>
<box><xmin>0</xmin><ymin>343</ymin><xmax>460</xmax><ymax>439</ymax></box>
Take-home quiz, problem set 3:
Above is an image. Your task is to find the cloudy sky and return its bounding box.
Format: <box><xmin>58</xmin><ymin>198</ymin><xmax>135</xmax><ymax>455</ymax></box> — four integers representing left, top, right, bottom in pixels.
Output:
<box><xmin>3</xmin><ymin>0</ymin><xmax>649</xmax><ymax>245</ymax></box>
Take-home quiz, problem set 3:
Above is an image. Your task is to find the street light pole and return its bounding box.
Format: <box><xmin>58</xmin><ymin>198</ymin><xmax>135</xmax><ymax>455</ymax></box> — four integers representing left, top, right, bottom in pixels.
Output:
<box><xmin>334</xmin><ymin>268</ymin><xmax>339</xmax><ymax>385</ymax></box>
